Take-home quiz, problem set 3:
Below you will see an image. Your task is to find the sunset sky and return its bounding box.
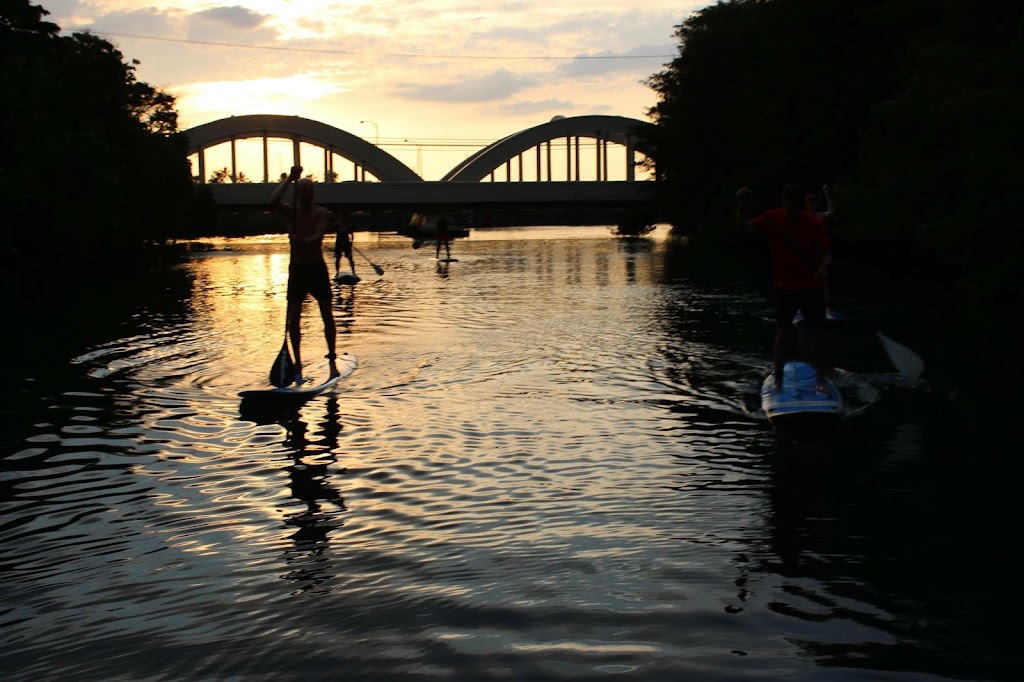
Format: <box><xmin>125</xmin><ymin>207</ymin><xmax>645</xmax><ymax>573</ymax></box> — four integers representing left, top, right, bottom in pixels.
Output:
<box><xmin>44</xmin><ymin>0</ymin><xmax>709</xmax><ymax>180</ymax></box>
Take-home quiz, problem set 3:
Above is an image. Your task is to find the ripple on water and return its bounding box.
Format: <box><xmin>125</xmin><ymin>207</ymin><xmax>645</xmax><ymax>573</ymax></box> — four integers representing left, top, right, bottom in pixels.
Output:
<box><xmin>1</xmin><ymin>230</ymin><xmax>980</xmax><ymax>681</ymax></box>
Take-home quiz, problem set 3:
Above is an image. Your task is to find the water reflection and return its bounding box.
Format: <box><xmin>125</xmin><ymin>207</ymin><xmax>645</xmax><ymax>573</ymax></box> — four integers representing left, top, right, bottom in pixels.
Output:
<box><xmin>279</xmin><ymin>398</ymin><xmax>347</xmax><ymax>594</ymax></box>
<box><xmin>2</xmin><ymin>227</ymin><xmax>1013</xmax><ymax>681</ymax></box>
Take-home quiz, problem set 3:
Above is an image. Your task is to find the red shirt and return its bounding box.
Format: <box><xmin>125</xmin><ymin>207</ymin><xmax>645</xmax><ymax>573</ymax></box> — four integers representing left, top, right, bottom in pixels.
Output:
<box><xmin>750</xmin><ymin>207</ymin><xmax>830</xmax><ymax>290</ymax></box>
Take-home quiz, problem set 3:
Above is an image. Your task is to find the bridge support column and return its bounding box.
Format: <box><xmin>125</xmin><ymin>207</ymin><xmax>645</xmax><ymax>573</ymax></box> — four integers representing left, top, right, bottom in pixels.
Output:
<box><xmin>262</xmin><ymin>135</ymin><xmax>269</xmax><ymax>183</ymax></box>
<box><xmin>598</xmin><ymin>135</ymin><xmax>606</xmax><ymax>182</ymax></box>
<box><xmin>574</xmin><ymin>137</ymin><xmax>580</xmax><ymax>181</ymax></box>
<box><xmin>565</xmin><ymin>137</ymin><xmax>571</xmax><ymax>181</ymax></box>
<box><xmin>625</xmin><ymin>136</ymin><xmax>635</xmax><ymax>182</ymax></box>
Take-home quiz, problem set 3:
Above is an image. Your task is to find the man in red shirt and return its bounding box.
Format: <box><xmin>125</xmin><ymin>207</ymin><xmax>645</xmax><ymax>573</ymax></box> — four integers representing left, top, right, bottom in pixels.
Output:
<box><xmin>737</xmin><ymin>182</ymin><xmax>832</xmax><ymax>392</ymax></box>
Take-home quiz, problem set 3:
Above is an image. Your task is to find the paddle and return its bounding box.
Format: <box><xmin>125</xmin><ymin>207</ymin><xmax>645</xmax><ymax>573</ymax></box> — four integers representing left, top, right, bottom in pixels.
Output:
<box><xmin>877</xmin><ymin>332</ymin><xmax>925</xmax><ymax>379</ymax></box>
<box><xmin>269</xmin><ymin>323</ymin><xmax>295</xmax><ymax>387</ymax></box>
<box><xmin>269</xmin><ymin>171</ymin><xmax>299</xmax><ymax>387</ymax></box>
<box><xmin>353</xmin><ymin>245</ymin><xmax>384</xmax><ymax>275</ymax></box>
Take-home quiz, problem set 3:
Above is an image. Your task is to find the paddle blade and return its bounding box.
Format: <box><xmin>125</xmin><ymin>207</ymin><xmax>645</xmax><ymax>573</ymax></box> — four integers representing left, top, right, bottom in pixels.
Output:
<box><xmin>372</xmin><ymin>263</ymin><xmax>384</xmax><ymax>275</ymax></box>
<box><xmin>412</xmin><ymin>239</ymin><xmax>424</xmax><ymax>249</ymax></box>
<box><xmin>876</xmin><ymin>332</ymin><xmax>925</xmax><ymax>379</ymax></box>
<box><xmin>269</xmin><ymin>343</ymin><xmax>295</xmax><ymax>387</ymax></box>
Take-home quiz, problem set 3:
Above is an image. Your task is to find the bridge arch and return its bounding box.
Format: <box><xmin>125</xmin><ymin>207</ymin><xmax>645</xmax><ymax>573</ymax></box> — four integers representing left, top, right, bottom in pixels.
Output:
<box><xmin>184</xmin><ymin>114</ymin><xmax>421</xmax><ymax>183</ymax></box>
<box><xmin>441</xmin><ymin>115</ymin><xmax>654</xmax><ymax>183</ymax></box>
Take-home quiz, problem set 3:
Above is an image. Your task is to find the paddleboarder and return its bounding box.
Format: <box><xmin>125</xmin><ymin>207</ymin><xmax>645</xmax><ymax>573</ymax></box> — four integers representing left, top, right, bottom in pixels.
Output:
<box><xmin>736</xmin><ymin>182</ymin><xmax>832</xmax><ymax>393</ymax></box>
<box><xmin>332</xmin><ymin>212</ymin><xmax>356</xmax><ymax>277</ymax></box>
<box><xmin>435</xmin><ymin>214</ymin><xmax>452</xmax><ymax>260</ymax></box>
<box><xmin>269</xmin><ymin>166</ymin><xmax>340</xmax><ymax>382</ymax></box>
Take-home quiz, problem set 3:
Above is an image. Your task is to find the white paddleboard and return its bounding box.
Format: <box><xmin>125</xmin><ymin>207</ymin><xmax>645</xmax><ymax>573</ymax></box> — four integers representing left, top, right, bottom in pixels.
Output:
<box><xmin>760</xmin><ymin>361</ymin><xmax>842</xmax><ymax>423</ymax></box>
<box><xmin>239</xmin><ymin>354</ymin><xmax>357</xmax><ymax>402</ymax></box>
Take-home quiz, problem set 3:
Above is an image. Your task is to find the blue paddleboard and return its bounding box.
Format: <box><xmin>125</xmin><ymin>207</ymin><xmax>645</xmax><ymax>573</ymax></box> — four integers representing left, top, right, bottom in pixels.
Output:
<box><xmin>760</xmin><ymin>361</ymin><xmax>842</xmax><ymax>424</ymax></box>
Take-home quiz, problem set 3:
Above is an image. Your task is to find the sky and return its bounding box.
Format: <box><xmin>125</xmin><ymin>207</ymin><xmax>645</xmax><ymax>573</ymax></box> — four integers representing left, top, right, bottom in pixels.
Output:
<box><xmin>42</xmin><ymin>0</ymin><xmax>710</xmax><ymax>181</ymax></box>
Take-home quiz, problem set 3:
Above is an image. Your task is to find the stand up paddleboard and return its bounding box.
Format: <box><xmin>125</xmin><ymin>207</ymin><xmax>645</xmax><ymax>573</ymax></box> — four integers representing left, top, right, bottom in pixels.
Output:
<box><xmin>761</xmin><ymin>361</ymin><xmax>842</xmax><ymax>426</ymax></box>
<box><xmin>437</xmin><ymin>258</ymin><xmax>459</xmax><ymax>263</ymax></box>
<box><xmin>334</xmin><ymin>272</ymin><xmax>361</xmax><ymax>285</ymax></box>
<box><xmin>239</xmin><ymin>354</ymin><xmax>357</xmax><ymax>405</ymax></box>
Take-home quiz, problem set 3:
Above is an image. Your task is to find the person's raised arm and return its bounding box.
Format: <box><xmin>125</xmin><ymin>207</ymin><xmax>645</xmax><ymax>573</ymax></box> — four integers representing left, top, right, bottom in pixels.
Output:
<box><xmin>269</xmin><ymin>165</ymin><xmax>302</xmax><ymax>211</ymax></box>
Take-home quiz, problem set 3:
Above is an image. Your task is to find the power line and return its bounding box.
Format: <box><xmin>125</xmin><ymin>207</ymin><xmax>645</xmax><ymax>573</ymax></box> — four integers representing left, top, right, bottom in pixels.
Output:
<box><xmin>64</xmin><ymin>27</ymin><xmax>674</xmax><ymax>61</ymax></box>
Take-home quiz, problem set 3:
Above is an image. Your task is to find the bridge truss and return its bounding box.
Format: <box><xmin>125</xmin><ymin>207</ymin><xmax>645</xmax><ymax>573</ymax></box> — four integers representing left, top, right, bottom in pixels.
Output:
<box><xmin>184</xmin><ymin>114</ymin><xmax>655</xmax><ymax>186</ymax></box>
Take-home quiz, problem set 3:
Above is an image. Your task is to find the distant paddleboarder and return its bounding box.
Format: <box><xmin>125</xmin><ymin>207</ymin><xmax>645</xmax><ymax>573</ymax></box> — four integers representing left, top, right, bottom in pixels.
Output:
<box><xmin>436</xmin><ymin>214</ymin><xmax>452</xmax><ymax>260</ymax></box>
<box><xmin>332</xmin><ymin>212</ymin><xmax>357</xmax><ymax>278</ymax></box>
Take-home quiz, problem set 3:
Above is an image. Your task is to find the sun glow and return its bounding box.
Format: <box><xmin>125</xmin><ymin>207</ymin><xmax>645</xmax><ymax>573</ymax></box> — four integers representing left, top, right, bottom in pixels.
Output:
<box><xmin>176</xmin><ymin>73</ymin><xmax>350</xmax><ymax>115</ymax></box>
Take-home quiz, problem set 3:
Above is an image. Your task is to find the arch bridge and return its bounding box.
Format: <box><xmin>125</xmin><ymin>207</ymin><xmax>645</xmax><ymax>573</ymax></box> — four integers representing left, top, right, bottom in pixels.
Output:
<box><xmin>184</xmin><ymin>114</ymin><xmax>658</xmax><ymax>211</ymax></box>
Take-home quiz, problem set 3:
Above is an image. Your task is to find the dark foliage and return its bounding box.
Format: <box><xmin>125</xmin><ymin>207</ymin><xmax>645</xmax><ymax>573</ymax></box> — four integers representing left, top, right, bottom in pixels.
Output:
<box><xmin>1</xmin><ymin>0</ymin><xmax>198</xmax><ymax>267</ymax></box>
<box><xmin>644</xmin><ymin>0</ymin><xmax>1024</xmax><ymax>297</ymax></box>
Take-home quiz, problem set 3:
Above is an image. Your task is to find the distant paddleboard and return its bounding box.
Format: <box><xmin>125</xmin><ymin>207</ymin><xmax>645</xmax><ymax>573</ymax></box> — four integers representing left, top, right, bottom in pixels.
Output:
<box><xmin>437</xmin><ymin>258</ymin><xmax>459</xmax><ymax>263</ymax></box>
<box><xmin>334</xmin><ymin>272</ymin><xmax>361</xmax><ymax>285</ymax></box>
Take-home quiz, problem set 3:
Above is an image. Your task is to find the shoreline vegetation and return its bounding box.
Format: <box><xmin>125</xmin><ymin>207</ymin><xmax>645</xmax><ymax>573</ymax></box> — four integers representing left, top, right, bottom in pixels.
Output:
<box><xmin>3</xmin><ymin>0</ymin><xmax>1021</xmax><ymax>299</ymax></box>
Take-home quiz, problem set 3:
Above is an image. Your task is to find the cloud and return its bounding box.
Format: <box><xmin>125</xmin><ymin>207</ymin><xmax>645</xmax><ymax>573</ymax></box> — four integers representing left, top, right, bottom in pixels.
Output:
<box><xmin>556</xmin><ymin>44</ymin><xmax>675</xmax><ymax>79</ymax></box>
<box><xmin>66</xmin><ymin>6</ymin><xmax>179</xmax><ymax>35</ymax></box>
<box><xmin>187</xmin><ymin>5</ymin><xmax>276</xmax><ymax>43</ymax></box>
<box><xmin>175</xmin><ymin>73</ymin><xmax>349</xmax><ymax>122</ymax></box>
<box><xmin>501</xmin><ymin>98</ymin><xmax>579</xmax><ymax>116</ymax></box>
<box><xmin>35</xmin><ymin>0</ymin><xmax>82</xmax><ymax>23</ymax></box>
<box><xmin>193</xmin><ymin>6</ymin><xmax>268</xmax><ymax>30</ymax></box>
<box><xmin>394</xmin><ymin>68</ymin><xmax>537</xmax><ymax>103</ymax></box>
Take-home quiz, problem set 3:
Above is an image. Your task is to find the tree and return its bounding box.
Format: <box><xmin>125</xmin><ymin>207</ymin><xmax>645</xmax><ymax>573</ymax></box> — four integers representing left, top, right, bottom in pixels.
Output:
<box><xmin>0</xmin><ymin>0</ymin><xmax>195</xmax><ymax>265</ymax></box>
<box><xmin>644</xmin><ymin>0</ymin><xmax>933</xmax><ymax>233</ymax></box>
<box><xmin>847</xmin><ymin>0</ymin><xmax>1024</xmax><ymax>296</ymax></box>
<box><xmin>644</xmin><ymin>0</ymin><xmax>1024</xmax><ymax>296</ymax></box>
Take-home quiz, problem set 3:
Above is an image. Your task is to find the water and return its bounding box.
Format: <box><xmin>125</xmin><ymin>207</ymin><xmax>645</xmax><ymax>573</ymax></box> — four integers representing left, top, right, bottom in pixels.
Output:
<box><xmin>0</xmin><ymin>226</ymin><xmax>1014</xmax><ymax>681</ymax></box>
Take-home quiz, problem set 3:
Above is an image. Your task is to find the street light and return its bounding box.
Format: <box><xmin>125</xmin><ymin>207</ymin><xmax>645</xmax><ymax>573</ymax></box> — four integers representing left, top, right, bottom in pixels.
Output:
<box><xmin>360</xmin><ymin>120</ymin><xmax>379</xmax><ymax>145</ymax></box>
<box><xmin>404</xmin><ymin>139</ymin><xmax>423</xmax><ymax>177</ymax></box>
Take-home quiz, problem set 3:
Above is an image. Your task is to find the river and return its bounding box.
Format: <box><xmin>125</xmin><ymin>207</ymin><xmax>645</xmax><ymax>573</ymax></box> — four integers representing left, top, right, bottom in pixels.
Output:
<box><xmin>0</xmin><ymin>225</ymin><xmax>1014</xmax><ymax>681</ymax></box>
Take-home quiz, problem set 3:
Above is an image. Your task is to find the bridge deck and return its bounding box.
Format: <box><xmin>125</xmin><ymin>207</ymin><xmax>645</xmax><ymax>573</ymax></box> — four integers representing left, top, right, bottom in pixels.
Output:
<box><xmin>205</xmin><ymin>180</ymin><xmax>656</xmax><ymax>211</ymax></box>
